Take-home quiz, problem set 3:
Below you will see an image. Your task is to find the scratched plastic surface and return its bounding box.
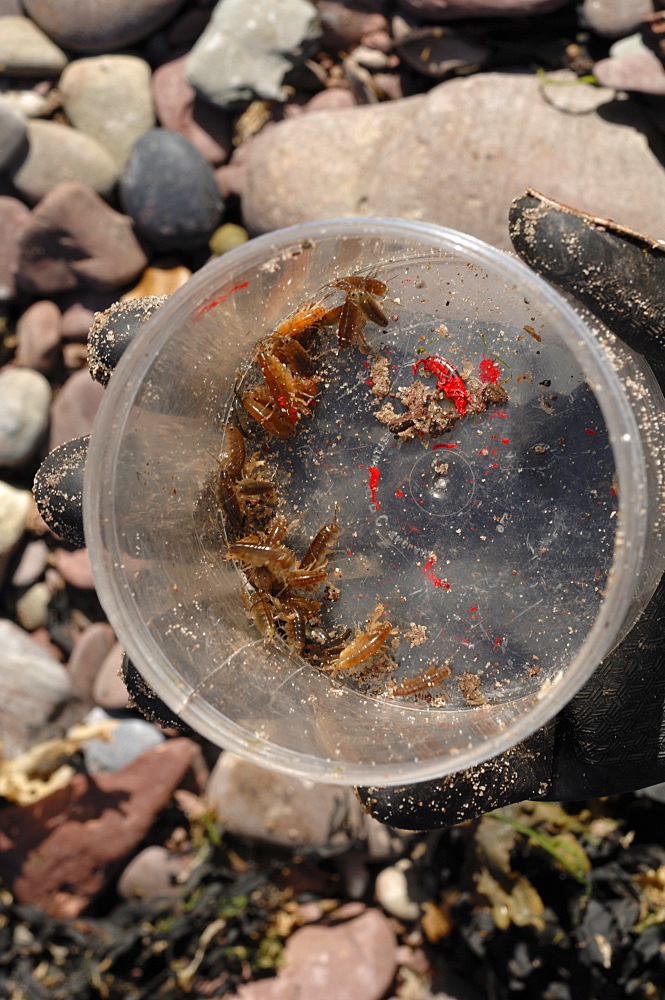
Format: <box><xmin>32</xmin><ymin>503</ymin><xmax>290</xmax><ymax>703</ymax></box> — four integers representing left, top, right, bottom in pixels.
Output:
<box><xmin>85</xmin><ymin>219</ymin><xmax>664</xmax><ymax>785</ymax></box>
<box><xmin>231</xmin><ymin>257</ymin><xmax>617</xmax><ymax>710</ymax></box>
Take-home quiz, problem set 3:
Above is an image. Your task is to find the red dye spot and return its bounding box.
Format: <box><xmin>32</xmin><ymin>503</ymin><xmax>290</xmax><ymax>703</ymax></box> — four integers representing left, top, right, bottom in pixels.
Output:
<box><xmin>494</xmin><ymin>636</ymin><xmax>503</xmax><ymax>646</ymax></box>
<box><xmin>359</xmin><ymin>464</ymin><xmax>381</xmax><ymax>510</ymax></box>
<box><xmin>395</xmin><ymin>488</ymin><xmax>404</xmax><ymax>497</ymax></box>
<box><xmin>469</xmin><ymin>606</ymin><xmax>478</xmax><ymax>613</ymax></box>
<box><xmin>488</xmin><ymin>411</ymin><xmax>508</xmax><ymax>419</ymax></box>
<box><xmin>421</xmin><ymin>556</ymin><xmax>451</xmax><ymax>589</ymax></box>
<box><xmin>478</xmin><ymin>358</ymin><xmax>501</xmax><ymax>384</ymax></box>
<box><xmin>412</xmin><ymin>356</ymin><xmax>469</xmax><ymax>416</ymax></box>
<box><xmin>501</xmin><ymin>438</ymin><xmax>510</xmax><ymax>444</ymax></box>
<box><xmin>433</xmin><ymin>442</ymin><xmax>456</xmax><ymax>450</ymax></box>
<box><xmin>194</xmin><ymin>281</ymin><xmax>250</xmax><ymax>319</ymax></box>
<box><xmin>585</xmin><ymin>428</ymin><xmax>597</xmax><ymax>435</ymax></box>
<box><xmin>365</xmin><ymin>378</ymin><xmax>374</xmax><ymax>385</ymax></box>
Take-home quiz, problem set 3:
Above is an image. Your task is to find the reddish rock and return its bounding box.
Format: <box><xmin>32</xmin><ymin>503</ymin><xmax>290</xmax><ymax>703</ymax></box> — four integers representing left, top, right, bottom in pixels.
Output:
<box><xmin>22</xmin><ymin>0</ymin><xmax>187</xmax><ymax>54</ymax></box>
<box><xmin>15</xmin><ymin>299</ymin><xmax>62</xmax><ymax>372</ymax></box>
<box><xmin>593</xmin><ymin>50</ymin><xmax>665</xmax><ymax>95</ymax></box>
<box><xmin>51</xmin><ymin>545</ymin><xmax>96</xmax><ymax>589</ymax></box>
<box><xmin>58</xmin><ymin>290</ymin><xmax>119</xmax><ymax>341</ymax></box>
<box><xmin>67</xmin><ymin>621</ymin><xmax>116</xmax><ymax>701</ymax></box>
<box><xmin>48</xmin><ymin>367</ymin><xmax>105</xmax><ymax>449</ymax></box>
<box><xmin>0</xmin><ymin>737</ymin><xmax>200</xmax><ymax>917</ymax></box>
<box><xmin>0</xmin><ymin>195</ymin><xmax>31</xmax><ymax>301</ymax></box>
<box><xmin>152</xmin><ymin>54</ymin><xmax>233</xmax><ymax>166</ymax></box>
<box><xmin>317</xmin><ymin>2</ymin><xmax>390</xmax><ymax>53</ymax></box>
<box><xmin>117</xmin><ymin>844</ymin><xmax>191</xmax><ymax>900</ymax></box>
<box><xmin>230</xmin><ymin>910</ymin><xmax>398</xmax><ymax>1000</ymax></box>
<box><xmin>92</xmin><ymin>640</ymin><xmax>128</xmax><ymax>709</ymax></box>
<box><xmin>17</xmin><ymin>181</ymin><xmax>148</xmax><ymax>295</ymax></box>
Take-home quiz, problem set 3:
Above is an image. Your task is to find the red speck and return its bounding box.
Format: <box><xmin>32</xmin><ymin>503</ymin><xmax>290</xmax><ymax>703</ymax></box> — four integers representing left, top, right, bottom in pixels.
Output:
<box><xmin>359</xmin><ymin>465</ymin><xmax>381</xmax><ymax>510</ymax></box>
<box><xmin>365</xmin><ymin>378</ymin><xmax>374</xmax><ymax>385</ymax></box>
<box><xmin>433</xmin><ymin>442</ymin><xmax>456</xmax><ymax>450</ymax></box>
<box><xmin>421</xmin><ymin>555</ymin><xmax>451</xmax><ymax>589</ymax></box>
<box><xmin>194</xmin><ymin>281</ymin><xmax>250</xmax><ymax>319</ymax></box>
<box><xmin>469</xmin><ymin>606</ymin><xmax>478</xmax><ymax>613</ymax></box>
<box><xmin>585</xmin><ymin>428</ymin><xmax>597</xmax><ymax>435</ymax></box>
<box><xmin>494</xmin><ymin>636</ymin><xmax>503</xmax><ymax>646</ymax></box>
<box><xmin>395</xmin><ymin>488</ymin><xmax>404</xmax><ymax>497</ymax></box>
<box><xmin>172</xmin><ymin>489</ymin><xmax>177</xmax><ymax>494</ymax></box>
<box><xmin>478</xmin><ymin>358</ymin><xmax>501</xmax><ymax>384</ymax></box>
<box><xmin>501</xmin><ymin>438</ymin><xmax>510</xmax><ymax>444</ymax></box>
<box><xmin>412</xmin><ymin>356</ymin><xmax>469</xmax><ymax>416</ymax></box>
<box><xmin>488</xmin><ymin>411</ymin><xmax>508</xmax><ymax>419</ymax></box>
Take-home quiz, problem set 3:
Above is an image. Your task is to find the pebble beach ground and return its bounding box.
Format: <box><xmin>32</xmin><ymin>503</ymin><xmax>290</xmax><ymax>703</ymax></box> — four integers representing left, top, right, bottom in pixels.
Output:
<box><xmin>1</xmin><ymin>1</ymin><xmax>665</xmax><ymax>998</ymax></box>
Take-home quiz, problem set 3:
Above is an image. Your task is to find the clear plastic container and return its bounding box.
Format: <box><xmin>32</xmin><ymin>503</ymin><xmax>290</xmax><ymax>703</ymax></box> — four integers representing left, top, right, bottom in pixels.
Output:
<box><xmin>84</xmin><ymin>219</ymin><xmax>665</xmax><ymax>786</ymax></box>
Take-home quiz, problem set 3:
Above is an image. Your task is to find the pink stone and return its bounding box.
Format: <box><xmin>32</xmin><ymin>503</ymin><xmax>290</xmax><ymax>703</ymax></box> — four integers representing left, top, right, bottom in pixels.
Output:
<box><xmin>51</xmin><ymin>546</ymin><xmax>96</xmax><ymax>589</ymax></box>
<box><xmin>0</xmin><ymin>738</ymin><xmax>201</xmax><ymax>917</ymax></box>
<box><xmin>15</xmin><ymin>299</ymin><xmax>62</xmax><ymax>372</ymax></box>
<box><xmin>68</xmin><ymin>621</ymin><xmax>116</xmax><ymax>700</ymax></box>
<box><xmin>0</xmin><ymin>196</ymin><xmax>31</xmax><ymax>301</ymax></box>
<box><xmin>48</xmin><ymin>367</ymin><xmax>105</xmax><ymax>449</ymax></box>
<box><xmin>92</xmin><ymin>640</ymin><xmax>128</xmax><ymax>710</ymax></box>
<box><xmin>153</xmin><ymin>54</ymin><xmax>233</xmax><ymax>166</ymax></box>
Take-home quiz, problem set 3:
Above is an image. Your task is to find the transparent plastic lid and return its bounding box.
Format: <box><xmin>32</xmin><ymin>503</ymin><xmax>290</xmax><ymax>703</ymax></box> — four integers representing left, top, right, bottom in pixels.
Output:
<box><xmin>85</xmin><ymin>219</ymin><xmax>663</xmax><ymax>785</ymax></box>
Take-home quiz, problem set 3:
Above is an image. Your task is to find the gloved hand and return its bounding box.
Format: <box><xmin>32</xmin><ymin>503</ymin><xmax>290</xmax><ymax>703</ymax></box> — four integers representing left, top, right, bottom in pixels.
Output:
<box><xmin>33</xmin><ymin>191</ymin><xmax>665</xmax><ymax>824</ymax></box>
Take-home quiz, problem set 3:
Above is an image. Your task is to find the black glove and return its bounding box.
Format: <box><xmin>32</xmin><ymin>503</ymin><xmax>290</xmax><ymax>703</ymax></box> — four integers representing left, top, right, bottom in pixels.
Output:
<box><xmin>34</xmin><ymin>192</ymin><xmax>665</xmax><ymax>824</ymax></box>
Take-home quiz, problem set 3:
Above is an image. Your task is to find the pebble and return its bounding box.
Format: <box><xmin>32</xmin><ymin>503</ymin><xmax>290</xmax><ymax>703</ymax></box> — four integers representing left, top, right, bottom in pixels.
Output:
<box><xmin>0</xmin><ymin>82</ymin><xmax>52</xmax><ymax>118</ymax></box>
<box><xmin>67</xmin><ymin>621</ymin><xmax>116</xmax><ymax>701</ymax></box>
<box><xmin>0</xmin><ymin>195</ymin><xmax>30</xmax><ymax>301</ymax></box>
<box><xmin>121</xmin><ymin>265</ymin><xmax>190</xmax><ymax>299</ymax></box>
<box><xmin>22</xmin><ymin>0</ymin><xmax>188</xmax><ymax>54</ymax></box>
<box><xmin>186</xmin><ymin>0</ymin><xmax>322</xmax><ymax>108</ymax></box>
<box><xmin>205</xmin><ymin>752</ymin><xmax>367</xmax><ymax>851</ymax></box>
<box><xmin>117</xmin><ymin>844</ymin><xmax>190</xmax><ymax>901</ymax></box>
<box><xmin>9</xmin><ymin>119</ymin><xmax>119</xmax><ymax>204</ymax></box>
<box><xmin>152</xmin><ymin>54</ymin><xmax>233</xmax><ymax>166</ymax></box>
<box><xmin>48</xmin><ymin>367</ymin><xmax>105</xmax><ymax>450</ymax></box>
<box><xmin>375</xmin><ymin>859</ymin><xmax>426</xmax><ymax>921</ymax></box>
<box><xmin>0</xmin><ymin>737</ymin><xmax>200</xmax><ymax>917</ymax></box>
<box><xmin>17</xmin><ymin>181</ymin><xmax>148</xmax><ymax>295</ymax></box>
<box><xmin>15</xmin><ymin>580</ymin><xmax>52</xmax><ymax>631</ymax></box>
<box><xmin>538</xmin><ymin>68</ymin><xmax>617</xmax><ymax>114</ymax></box>
<box><xmin>59</xmin><ymin>55</ymin><xmax>155</xmax><ymax>166</ymax></box>
<box><xmin>0</xmin><ymin>616</ymin><xmax>72</xmax><ymax>757</ymax></box>
<box><xmin>209</xmin><ymin>222</ymin><xmax>249</xmax><ymax>255</ymax></box>
<box><xmin>394</xmin><ymin>24</ymin><xmax>491</xmax><ymax>77</ymax></box>
<box><xmin>0</xmin><ymin>480</ymin><xmax>34</xmax><ymax>584</ymax></box>
<box><xmin>396</xmin><ymin>0</ymin><xmax>571</xmax><ymax>17</ymax></box>
<box><xmin>82</xmin><ymin>706</ymin><xmax>166</xmax><ymax>773</ymax></box>
<box><xmin>318</xmin><ymin>2</ymin><xmax>390</xmax><ymax>52</ymax></box>
<box><xmin>242</xmin><ymin>71</ymin><xmax>665</xmax><ymax>250</ymax></box>
<box><xmin>580</xmin><ymin>0</ymin><xmax>654</xmax><ymax>38</ymax></box>
<box><xmin>15</xmin><ymin>299</ymin><xmax>62</xmax><ymax>373</ymax></box>
<box><xmin>260</xmin><ymin>910</ymin><xmax>398</xmax><ymax>1000</ymax></box>
<box><xmin>119</xmin><ymin>128</ymin><xmax>223</xmax><ymax>250</ymax></box>
<box><xmin>593</xmin><ymin>49</ymin><xmax>665</xmax><ymax>95</ymax></box>
<box><xmin>51</xmin><ymin>546</ymin><xmax>96</xmax><ymax>589</ymax></box>
<box><xmin>0</xmin><ymin>102</ymin><xmax>27</xmax><ymax>170</ymax></box>
<box><xmin>92</xmin><ymin>641</ymin><xmax>129</xmax><ymax>710</ymax></box>
<box><xmin>59</xmin><ymin>292</ymin><xmax>117</xmax><ymax>342</ymax></box>
<box><xmin>11</xmin><ymin>537</ymin><xmax>49</xmax><ymax>588</ymax></box>
<box><xmin>0</xmin><ymin>366</ymin><xmax>51</xmax><ymax>467</ymax></box>
<box><xmin>0</xmin><ymin>15</ymin><xmax>68</xmax><ymax>76</ymax></box>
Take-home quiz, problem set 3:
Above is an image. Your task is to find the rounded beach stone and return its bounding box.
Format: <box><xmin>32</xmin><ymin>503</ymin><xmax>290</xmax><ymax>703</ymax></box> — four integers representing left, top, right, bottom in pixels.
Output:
<box><xmin>119</xmin><ymin>129</ymin><xmax>223</xmax><ymax>250</ymax></box>
<box><xmin>48</xmin><ymin>368</ymin><xmax>104</xmax><ymax>449</ymax></box>
<box><xmin>0</xmin><ymin>103</ymin><xmax>27</xmax><ymax>171</ymax></box>
<box><xmin>152</xmin><ymin>54</ymin><xmax>233</xmax><ymax>166</ymax></box>
<box><xmin>0</xmin><ymin>15</ymin><xmax>68</xmax><ymax>76</ymax></box>
<box><xmin>16</xmin><ymin>182</ymin><xmax>149</xmax><ymax>295</ymax></box>
<box><xmin>0</xmin><ymin>366</ymin><xmax>51</xmax><ymax>467</ymax></box>
<box><xmin>68</xmin><ymin>621</ymin><xmax>116</xmax><ymax>700</ymax></box>
<box><xmin>15</xmin><ymin>300</ymin><xmax>62</xmax><ymax>373</ymax></box>
<box><xmin>0</xmin><ymin>480</ymin><xmax>34</xmax><ymax>583</ymax></box>
<box><xmin>22</xmin><ymin>0</ymin><xmax>187</xmax><ymax>54</ymax></box>
<box><xmin>59</xmin><ymin>55</ymin><xmax>155</xmax><ymax>166</ymax></box>
<box><xmin>117</xmin><ymin>844</ymin><xmax>190</xmax><ymax>900</ymax></box>
<box><xmin>32</xmin><ymin>434</ymin><xmax>88</xmax><ymax>547</ymax></box>
<box><xmin>9</xmin><ymin>119</ymin><xmax>119</xmax><ymax>204</ymax></box>
<box><xmin>0</xmin><ymin>196</ymin><xmax>31</xmax><ymax>301</ymax></box>
<box><xmin>82</xmin><ymin>707</ymin><xmax>166</xmax><ymax>773</ymax></box>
